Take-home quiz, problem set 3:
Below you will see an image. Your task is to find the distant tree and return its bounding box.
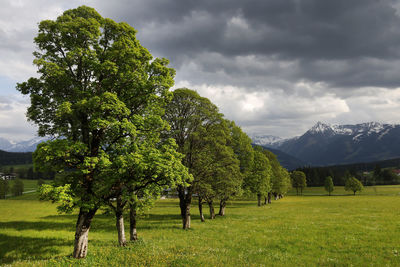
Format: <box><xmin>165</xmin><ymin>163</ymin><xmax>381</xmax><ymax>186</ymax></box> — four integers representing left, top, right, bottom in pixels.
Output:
<box><xmin>381</xmin><ymin>169</ymin><xmax>400</xmax><ymax>185</ymax></box>
<box><xmin>291</xmin><ymin>171</ymin><xmax>307</xmax><ymax>195</ymax></box>
<box><xmin>345</xmin><ymin>177</ymin><xmax>363</xmax><ymax>195</ymax></box>
<box><xmin>27</xmin><ymin>167</ymin><xmax>34</xmax><ymax>180</ymax></box>
<box><xmin>17</xmin><ymin>168</ymin><xmax>26</xmax><ymax>179</ymax></box>
<box><xmin>324</xmin><ymin>176</ymin><xmax>334</xmax><ymax>196</ymax></box>
<box><xmin>12</xmin><ymin>178</ymin><xmax>24</xmax><ymax>196</ymax></box>
<box><xmin>0</xmin><ymin>180</ymin><xmax>9</xmax><ymax>199</ymax></box>
<box><xmin>37</xmin><ymin>179</ymin><xmax>45</xmax><ymax>187</ymax></box>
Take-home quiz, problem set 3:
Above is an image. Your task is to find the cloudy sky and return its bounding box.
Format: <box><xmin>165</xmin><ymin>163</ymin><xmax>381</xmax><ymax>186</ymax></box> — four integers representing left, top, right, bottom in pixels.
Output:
<box><xmin>2</xmin><ymin>0</ymin><xmax>400</xmax><ymax>140</ymax></box>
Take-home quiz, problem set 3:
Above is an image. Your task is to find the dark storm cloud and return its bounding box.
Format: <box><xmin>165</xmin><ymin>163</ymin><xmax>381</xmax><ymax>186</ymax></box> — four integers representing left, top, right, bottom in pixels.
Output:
<box><xmin>92</xmin><ymin>0</ymin><xmax>400</xmax><ymax>89</ymax></box>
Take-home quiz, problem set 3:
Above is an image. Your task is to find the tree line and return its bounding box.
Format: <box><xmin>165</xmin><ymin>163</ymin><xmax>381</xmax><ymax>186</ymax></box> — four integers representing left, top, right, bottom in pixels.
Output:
<box><xmin>16</xmin><ymin>6</ymin><xmax>292</xmax><ymax>259</ymax></box>
<box><xmin>0</xmin><ymin>166</ymin><xmax>55</xmax><ymax>180</ymax></box>
<box><xmin>296</xmin><ymin>165</ymin><xmax>400</xmax><ymax>187</ymax></box>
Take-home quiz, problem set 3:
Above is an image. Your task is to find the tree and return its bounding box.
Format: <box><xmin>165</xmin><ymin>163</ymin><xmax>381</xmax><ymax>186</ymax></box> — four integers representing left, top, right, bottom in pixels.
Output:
<box><xmin>0</xmin><ymin>180</ymin><xmax>9</xmax><ymax>199</ymax></box>
<box><xmin>163</xmin><ymin>88</ymin><xmax>223</xmax><ymax>229</ymax></box>
<box><xmin>215</xmin><ymin>121</ymin><xmax>252</xmax><ymax>215</ymax></box>
<box><xmin>37</xmin><ymin>179</ymin><xmax>45</xmax><ymax>187</ymax></box>
<box><xmin>12</xmin><ymin>178</ymin><xmax>24</xmax><ymax>197</ymax></box>
<box><xmin>345</xmin><ymin>177</ymin><xmax>363</xmax><ymax>195</ymax></box>
<box><xmin>18</xmin><ymin>6</ymin><xmax>176</xmax><ymax>258</ymax></box>
<box><xmin>291</xmin><ymin>171</ymin><xmax>307</xmax><ymax>195</ymax></box>
<box><xmin>324</xmin><ymin>176</ymin><xmax>334</xmax><ymax>196</ymax></box>
<box><xmin>27</xmin><ymin>167</ymin><xmax>35</xmax><ymax>180</ymax></box>
<box><xmin>196</xmin><ymin>120</ymin><xmax>247</xmax><ymax>218</ymax></box>
<box><xmin>243</xmin><ymin>146</ymin><xmax>271</xmax><ymax>206</ymax></box>
<box><xmin>104</xmin><ymin>139</ymin><xmax>190</xmax><ymax>245</ymax></box>
<box><xmin>263</xmin><ymin>149</ymin><xmax>291</xmax><ymax>202</ymax></box>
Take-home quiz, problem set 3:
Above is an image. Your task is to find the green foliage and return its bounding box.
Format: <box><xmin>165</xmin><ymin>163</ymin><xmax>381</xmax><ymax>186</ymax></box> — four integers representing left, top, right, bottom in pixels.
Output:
<box><xmin>0</xmin><ymin>180</ymin><xmax>9</xmax><ymax>199</ymax></box>
<box><xmin>345</xmin><ymin>177</ymin><xmax>364</xmax><ymax>195</ymax></box>
<box><xmin>243</xmin><ymin>146</ymin><xmax>271</xmax><ymax>203</ymax></box>
<box><xmin>263</xmin><ymin>149</ymin><xmax>291</xmax><ymax>196</ymax></box>
<box><xmin>11</xmin><ymin>178</ymin><xmax>24</xmax><ymax>197</ymax></box>
<box><xmin>17</xmin><ymin>5</ymin><xmax>178</xmax><ymax>216</ymax></box>
<box><xmin>163</xmin><ymin>89</ymin><xmax>226</xmax><ymax>202</ymax></box>
<box><xmin>39</xmin><ymin>184</ymin><xmax>75</xmax><ymax>213</ymax></box>
<box><xmin>291</xmin><ymin>171</ymin><xmax>307</xmax><ymax>195</ymax></box>
<box><xmin>324</xmin><ymin>176</ymin><xmax>334</xmax><ymax>195</ymax></box>
<box><xmin>37</xmin><ymin>179</ymin><xmax>45</xmax><ymax>187</ymax></box>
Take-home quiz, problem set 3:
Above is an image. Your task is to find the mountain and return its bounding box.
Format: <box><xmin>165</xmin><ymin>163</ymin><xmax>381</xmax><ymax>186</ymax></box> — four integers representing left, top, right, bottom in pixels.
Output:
<box><xmin>251</xmin><ymin>135</ymin><xmax>283</xmax><ymax>147</ymax></box>
<box><xmin>262</xmin><ymin>147</ymin><xmax>308</xmax><ymax>170</ymax></box>
<box><xmin>275</xmin><ymin>121</ymin><xmax>400</xmax><ymax>166</ymax></box>
<box><xmin>0</xmin><ymin>137</ymin><xmax>47</xmax><ymax>152</ymax></box>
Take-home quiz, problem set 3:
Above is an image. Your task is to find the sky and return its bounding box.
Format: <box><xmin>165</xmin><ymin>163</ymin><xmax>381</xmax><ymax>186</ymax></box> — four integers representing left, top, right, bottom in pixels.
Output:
<box><xmin>2</xmin><ymin>0</ymin><xmax>400</xmax><ymax>140</ymax></box>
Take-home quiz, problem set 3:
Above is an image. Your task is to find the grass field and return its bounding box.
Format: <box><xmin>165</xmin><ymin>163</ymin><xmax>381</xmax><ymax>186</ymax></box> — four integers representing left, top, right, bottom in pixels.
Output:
<box><xmin>1</xmin><ymin>186</ymin><xmax>400</xmax><ymax>266</ymax></box>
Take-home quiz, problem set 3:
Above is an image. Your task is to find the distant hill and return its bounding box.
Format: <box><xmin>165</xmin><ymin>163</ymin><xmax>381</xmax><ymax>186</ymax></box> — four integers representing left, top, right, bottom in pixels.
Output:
<box><xmin>261</xmin><ymin>147</ymin><xmax>307</xmax><ymax>170</ymax></box>
<box><xmin>0</xmin><ymin>150</ymin><xmax>32</xmax><ymax>166</ymax></box>
<box><xmin>255</xmin><ymin>122</ymin><xmax>400</xmax><ymax>166</ymax></box>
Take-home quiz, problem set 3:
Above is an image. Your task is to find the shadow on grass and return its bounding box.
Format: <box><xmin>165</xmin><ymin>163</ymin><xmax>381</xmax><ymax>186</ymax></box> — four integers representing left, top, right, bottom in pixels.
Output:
<box><xmin>0</xmin><ymin>233</ymin><xmax>71</xmax><ymax>265</ymax></box>
<box><xmin>0</xmin><ymin>221</ymin><xmax>74</xmax><ymax>231</ymax></box>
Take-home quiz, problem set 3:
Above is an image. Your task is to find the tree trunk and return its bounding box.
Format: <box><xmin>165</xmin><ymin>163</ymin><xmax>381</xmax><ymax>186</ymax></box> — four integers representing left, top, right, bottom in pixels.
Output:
<box><xmin>353</xmin><ymin>191</ymin><xmax>356</xmax><ymax>195</ymax></box>
<box><xmin>218</xmin><ymin>199</ymin><xmax>226</xmax><ymax>216</ymax></box>
<box><xmin>178</xmin><ymin>185</ymin><xmax>192</xmax><ymax>229</ymax></box>
<box><xmin>264</xmin><ymin>196</ymin><xmax>267</xmax><ymax>205</ymax></box>
<box><xmin>198</xmin><ymin>196</ymin><xmax>205</xmax><ymax>222</ymax></box>
<box><xmin>73</xmin><ymin>208</ymin><xmax>97</xmax><ymax>259</ymax></box>
<box><xmin>129</xmin><ymin>203</ymin><xmax>138</xmax><ymax>241</ymax></box>
<box><xmin>278</xmin><ymin>194</ymin><xmax>283</xmax><ymax>199</ymax></box>
<box><xmin>115</xmin><ymin>196</ymin><xmax>126</xmax><ymax>246</ymax></box>
<box><xmin>208</xmin><ymin>200</ymin><xmax>215</xmax><ymax>219</ymax></box>
<box><xmin>257</xmin><ymin>194</ymin><xmax>262</xmax><ymax>206</ymax></box>
<box><xmin>116</xmin><ymin>211</ymin><xmax>126</xmax><ymax>246</ymax></box>
<box><xmin>273</xmin><ymin>192</ymin><xmax>278</xmax><ymax>200</ymax></box>
<box><xmin>267</xmin><ymin>192</ymin><xmax>272</xmax><ymax>204</ymax></box>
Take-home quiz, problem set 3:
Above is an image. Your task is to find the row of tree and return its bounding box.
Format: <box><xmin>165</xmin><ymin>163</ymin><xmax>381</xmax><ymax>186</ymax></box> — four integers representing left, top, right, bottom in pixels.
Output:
<box><xmin>18</xmin><ymin>6</ymin><xmax>291</xmax><ymax>259</ymax></box>
<box><xmin>296</xmin><ymin>165</ymin><xmax>400</xmax><ymax>187</ymax></box>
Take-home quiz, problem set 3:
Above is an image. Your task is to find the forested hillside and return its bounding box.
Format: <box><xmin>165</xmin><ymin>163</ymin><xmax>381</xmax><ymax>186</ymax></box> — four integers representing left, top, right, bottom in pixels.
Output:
<box><xmin>0</xmin><ymin>150</ymin><xmax>32</xmax><ymax>166</ymax></box>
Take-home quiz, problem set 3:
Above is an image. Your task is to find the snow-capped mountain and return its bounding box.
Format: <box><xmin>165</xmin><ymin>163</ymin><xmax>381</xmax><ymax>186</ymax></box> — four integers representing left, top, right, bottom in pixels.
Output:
<box><xmin>251</xmin><ymin>135</ymin><xmax>283</xmax><ymax>147</ymax></box>
<box><xmin>0</xmin><ymin>136</ymin><xmax>47</xmax><ymax>152</ymax></box>
<box><xmin>274</xmin><ymin>121</ymin><xmax>400</xmax><ymax>166</ymax></box>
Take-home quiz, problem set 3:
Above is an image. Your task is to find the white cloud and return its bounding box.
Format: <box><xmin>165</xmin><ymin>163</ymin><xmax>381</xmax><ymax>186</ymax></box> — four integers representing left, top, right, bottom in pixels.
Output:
<box><xmin>0</xmin><ymin>94</ymin><xmax>37</xmax><ymax>141</ymax></box>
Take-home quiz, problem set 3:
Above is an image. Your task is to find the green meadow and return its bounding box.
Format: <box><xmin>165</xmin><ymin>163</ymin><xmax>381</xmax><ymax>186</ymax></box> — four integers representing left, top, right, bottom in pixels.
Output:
<box><xmin>1</xmin><ymin>185</ymin><xmax>400</xmax><ymax>266</ymax></box>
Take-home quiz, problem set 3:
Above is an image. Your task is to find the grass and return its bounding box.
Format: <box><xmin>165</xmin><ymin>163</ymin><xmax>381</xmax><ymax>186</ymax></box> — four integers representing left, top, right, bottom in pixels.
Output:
<box><xmin>4</xmin><ymin>179</ymin><xmax>49</xmax><ymax>200</ymax></box>
<box><xmin>1</xmin><ymin>186</ymin><xmax>400</xmax><ymax>266</ymax></box>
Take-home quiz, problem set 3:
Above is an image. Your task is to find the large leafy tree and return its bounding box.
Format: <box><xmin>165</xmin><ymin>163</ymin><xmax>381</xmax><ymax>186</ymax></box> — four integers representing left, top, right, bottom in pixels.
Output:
<box><xmin>215</xmin><ymin>121</ymin><xmax>253</xmax><ymax>216</ymax></box>
<box><xmin>163</xmin><ymin>88</ymin><xmax>223</xmax><ymax>229</ymax></box>
<box><xmin>243</xmin><ymin>146</ymin><xmax>272</xmax><ymax>206</ymax></box>
<box><xmin>263</xmin><ymin>150</ymin><xmax>291</xmax><ymax>202</ymax></box>
<box><xmin>18</xmin><ymin>6</ymin><xmax>177</xmax><ymax>258</ymax></box>
<box><xmin>193</xmin><ymin>120</ymin><xmax>242</xmax><ymax>220</ymax></box>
